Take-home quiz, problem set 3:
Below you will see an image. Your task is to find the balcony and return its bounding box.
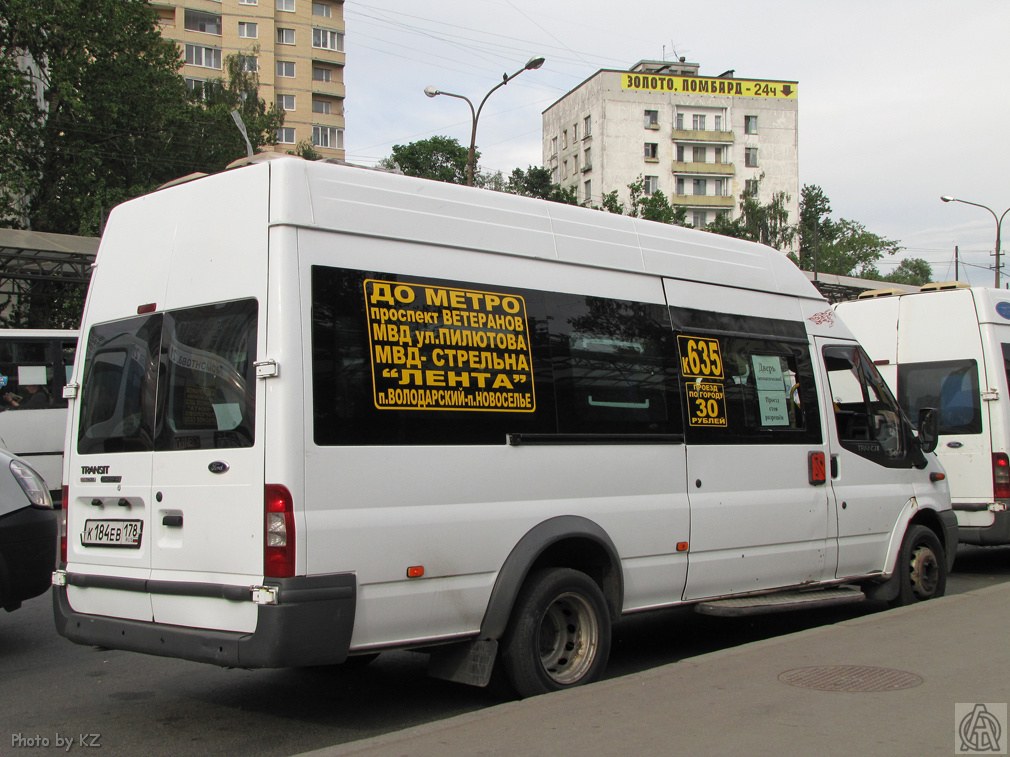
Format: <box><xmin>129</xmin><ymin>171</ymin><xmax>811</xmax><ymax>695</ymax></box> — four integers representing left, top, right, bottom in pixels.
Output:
<box><xmin>672</xmin><ymin>129</ymin><xmax>735</xmax><ymax>143</ymax></box>
<box><xmin>672</xmin><ymin>162</ymin><xmax>735</xmax><ymax>176</ymax></box>
<box><xmin>671</xmin><ymin>194</ymin><xmax>736</xmax><ymax>208</ymax></box>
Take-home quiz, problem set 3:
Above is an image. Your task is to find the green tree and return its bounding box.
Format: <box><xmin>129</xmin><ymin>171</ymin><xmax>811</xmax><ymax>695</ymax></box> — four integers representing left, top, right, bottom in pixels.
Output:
<box><xmin>704</xmin><ymin>180</ymin><xmax>795</xmax><ymax>250</ymax></box>
<box><xmin>380</xmin><ymin>136</ymin><xmax>473</xmax><ymax>184</ymax></box>
<box><xmin>881</xmin><ymin>257</ymin><xmax>933</xmax><ymax>286</ymax></box>
<box><xmin>596</xmin><ymin>190</ymin><xmax>624</xmax><ymax>215</ymax></box>
<box><xmin>503</xmin><ymin>166</ymin><xmax>578</xmax><ymax>205</ymax></box>
<box><xmin>626</xmin><ymin>176</ymin><xmax>687</xmax><ymax>225</ymax></box>
<box><xmin>798</xmin><ymin>184</ymin><xmax>836</xmax><ymax>271</ymax></box>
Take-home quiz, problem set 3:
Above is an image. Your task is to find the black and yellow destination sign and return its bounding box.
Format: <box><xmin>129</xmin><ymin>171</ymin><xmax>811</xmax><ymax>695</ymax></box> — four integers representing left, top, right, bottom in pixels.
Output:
<box><xmin>621</xmin><ymin>72</ymin><xmax>797</xmax><ymax>99</ymax></box>
<box><xmin>364</xmin><ymin>280</ymin><xmax>535</xmax><ymax>412</ymax></box>
<box><xmin>679</xmin><ymin>335</ymin><xmax>727</xmax><ymax>427</ymax></box>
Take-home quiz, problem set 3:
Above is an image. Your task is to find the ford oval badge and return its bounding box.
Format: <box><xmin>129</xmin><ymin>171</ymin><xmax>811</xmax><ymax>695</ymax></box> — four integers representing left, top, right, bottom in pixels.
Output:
<box><xmin>208</xmin><ymin>461</ymin><xmax>230</xmax><ymax>474</ymax></box>
<box><xmin>946</xmin><ymin>441</ymin><xmax>964</xmax><ymax>449</ymax></box>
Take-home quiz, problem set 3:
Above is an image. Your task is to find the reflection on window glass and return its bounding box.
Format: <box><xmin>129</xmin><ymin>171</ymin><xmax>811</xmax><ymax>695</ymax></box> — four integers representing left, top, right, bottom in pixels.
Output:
<box><xmin>897</xmin><ymin>359</ymin><xmax>981</xmax><ymax>435</ymax></box>
<box><xmin>548</xmin><ymin>296</ymin><xmax>681</xmax><ymax>436</ymax></box>
<box><xmin>823</xmin><ymin>344</ymin><xmax>908</xmax><ymax>467</ymax></box>
<box><xmin>78</xmin><ymin>316</ymin><xmax>162</xmax><ymax>454</ymax></box>
<box><xmin>157</xmin><ymin>301</ymin><xmax>257</xmax><ymax>450</ymax></box>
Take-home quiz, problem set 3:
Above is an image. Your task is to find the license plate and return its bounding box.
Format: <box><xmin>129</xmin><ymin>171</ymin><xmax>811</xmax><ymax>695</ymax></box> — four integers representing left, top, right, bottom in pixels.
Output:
<box><xmin>81</xmin><ymin>519</ymin><xmax>143</xmax><ymax>548</ymax></box>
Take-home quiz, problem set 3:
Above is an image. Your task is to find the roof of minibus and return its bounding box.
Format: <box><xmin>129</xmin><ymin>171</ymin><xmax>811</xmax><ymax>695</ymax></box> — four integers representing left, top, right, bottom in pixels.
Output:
<box><xmin>247</xmin><ymin>155</ymin><xmax>821</xmax><ymax>302</ymax></box>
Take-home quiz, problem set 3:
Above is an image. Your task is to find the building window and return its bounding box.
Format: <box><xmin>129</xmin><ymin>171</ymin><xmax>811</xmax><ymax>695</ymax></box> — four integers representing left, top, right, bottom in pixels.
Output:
<box><xmin>644</xmin><ymin>143</ymin><xmax>658</xmax><ymax>160</ymax></box>
<box><xmin>551</xmin><ymin>136</ymin><xmax>557</xmax><ymax>155</ymax></box>
<box><xmin>312</xmin><ymin>66</ymin><xmax>331</xmax><ymax>82</ymax></box>
<box><xmin>714</xmin><ymin>178</ymin><xmax>725</xmax><ymax>196</ymax></box>
<box><xmin>745</xmin><ymin>178</ymin><xmax>759</xmax><ymax>195</ymax></box>
<box><xmin>713</xmin><ymin>146</ymin><xmax>723</xmax><ymax>164</ymax></box>
<box><xmin>239</xmin><ymin>0</ymin><xmax>257</xmax><ymax>5</ymax></box>
<box><xmin>714</xmin><ymin>115</ymin><xmax>722</xmax><ymax>132</ymax></box>
<box><xmin>313</xmin><ymin>125</ymin><xmax>343</xmax><ymax>149</ymax></box>
<box><xmin>185</xmin><ymin>44</ymin><xmax>222</xmax><ymax>69</ymax></box>
<box><xmin>562</xmin><ymin>130</ymin><xmax>567</xmax><ymax>150</ymax></box>
<box><xmin>693</xmin><ymin>178</ymin><xmax>707</xmax><ymax>196</ymax></box>
<box><xmin>645</xmin><ymin>110</ymin><xmax>659</xmax><ymax>129</ymax></box>
<box><xmin>583</xmin><ymin>147</ymin><xmax>591</xmax><ymax>170</ymax></box>
<box><xmin>277</xmin><ymin>94</ymin><xmax>296</xmax><ymax>111</ymax></box>
<box><xmin>692</xmin><ymin>145</ymin><xmax>706</xmax><ymax>163</ymax></box>
<box><xmin>313</xmin><ymin>28</ymin><xmax>343</xmax><ymax>52</ymax></box>
<box><xmin>312</xmin><ymin>98</ymin><xmax>331</xmax><ymax>114</ymax></box>
<box><xmin>238</xmin><ymin>22</ymin><xmax>258</xmax><ymax>38</ymax></box>
<box><xmin>277</xmin><ymin>0</ymin><xmax>295</xmax><ymax>11</ymax></box>
<box><xmin>552</xmin><ymin>166</ymin><xmax>558</xmax><ymax>183</ymax></box>
<box><xmin>238</xmin><ymin>55</ymin><xmax>257</xmax><ymax>72</ymax></box>
<box><xmin>312</xmin><ymin>2</ymin><xmax>331</xmax><ymax>16</ymax></box>
<box><xmin>573</xmin><ymin>124</ymin><xmax>578</xmax><ymax>141</ymax></box>
<box><xmin>676</xmin><ymin>145</ymin><xmax>685</xmax><ymax>162</ymax></box>
<box><xmin>692</xmin><ymin>114</ymin><xmax>706</xmax><ymax>130</ymax></box>
<box><xmin>745</xmin><ymin>115</ymin><xmax>758</xmax><ymax>134</ymax></box>
<box><xmin>277</xmin><ymin>127</ymin><xmax>296</xmax><ymax>144</ymax></box>
<box><xmin>277</xmin><ymin>28</ymin><xmax>295</xmax><ymax>44</ymax></box>
<box><xmin>277</xmin><ymin>61</ymin><xmax>296</xmax><ymax>77</ymax></box>
<box><xmin>644</xmin><ymin>176</ymin><xmax>659</xmax><ymax>195</ymax></box>
<box><xmin>676</xmin><ymin>177</ymin><xmax>685</xmax><ymax>195</ymax></box>
<box><xmin>184</xmin><ymin>10</ymin><xmax>222</xmax><ymax>35</ymax></box>
<box><xmin>584</xmin><ymin>180</ymin><xmax>591</xmax><ymax>202</ymax></box>
<box><xmin>745</xmin><ymin>148</ymin><xmax>759</xmax><ymax>167</ymax></box>
<box><xmin>692</xmin><ymin>210</ymin><xmax>708</xmax><ymax>228</ymax></box>
<box><xmin>583</xmin><ymin>115</ymin><xmax>591</xmax><ymax>137</ymax></box>
<box><xmin>675</xmin><ymin>113</ymin><xmax>684</xmax><ymax>130</ymax></box>
<box><xmin>184</xmin><ymin>77</ymin><xmax>207</xmax><ymax>99</ymax></box>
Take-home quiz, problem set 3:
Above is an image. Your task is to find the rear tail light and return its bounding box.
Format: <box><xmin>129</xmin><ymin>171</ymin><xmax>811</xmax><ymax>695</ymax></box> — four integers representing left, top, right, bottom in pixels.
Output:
<box><xmin>264</xmin><ymin>484</ymin><xmax>295</xmax><ymax>578</ymax></box>
<box><xmin>994</xmin><ymin>453</ymin><xmax>1010</xmax><ymax>500</ymax></box>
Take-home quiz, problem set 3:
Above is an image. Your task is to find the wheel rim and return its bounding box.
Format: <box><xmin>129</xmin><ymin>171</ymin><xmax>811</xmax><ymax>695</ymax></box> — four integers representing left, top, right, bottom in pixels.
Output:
<box><xmin>909</xmin><ymin>544</ymin><xmax>940</xmax><ymax>599</ymax></box>
<box><xmin>537</xmin><ymin>591</ymin><xmax>599</xmax><ymax>685</ymax></box>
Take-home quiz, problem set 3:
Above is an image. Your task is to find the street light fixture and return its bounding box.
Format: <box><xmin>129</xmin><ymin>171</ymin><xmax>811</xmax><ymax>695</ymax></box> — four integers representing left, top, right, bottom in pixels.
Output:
<box><xmin>941</xmin><ymin>195</ymin><xmax>1010</xmax><ymax>288</ymax></box>
<box><xmin>425</xmin><ymin>56</ymin><xmax>546</xmax><ymax>187</ymax></box>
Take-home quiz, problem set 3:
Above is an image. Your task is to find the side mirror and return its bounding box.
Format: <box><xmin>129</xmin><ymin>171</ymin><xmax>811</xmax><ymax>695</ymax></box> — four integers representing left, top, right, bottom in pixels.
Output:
<box><xmin>918</xmin><ymin>407</ymin><xmax>939</xmax><ymax>454</ymax></box>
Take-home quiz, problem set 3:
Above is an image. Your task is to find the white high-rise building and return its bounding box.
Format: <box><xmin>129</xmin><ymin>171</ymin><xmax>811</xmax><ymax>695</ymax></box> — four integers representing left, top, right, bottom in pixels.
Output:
<box><xmin>543</xmin><ymin>59</ymin><xmax>798</xmax><ymax>242</ymax></box>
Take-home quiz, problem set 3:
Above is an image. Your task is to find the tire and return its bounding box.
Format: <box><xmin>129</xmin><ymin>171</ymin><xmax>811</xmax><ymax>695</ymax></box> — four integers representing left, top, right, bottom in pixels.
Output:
<box><xmin>500</xmin><ymin>568</ymin><xmax>611</xmax><ymax>698</ymax></box>
<box><xmin>890</xmin><ymin>525</ymin><xmax>947</xmax><ymax>607</ymax></box>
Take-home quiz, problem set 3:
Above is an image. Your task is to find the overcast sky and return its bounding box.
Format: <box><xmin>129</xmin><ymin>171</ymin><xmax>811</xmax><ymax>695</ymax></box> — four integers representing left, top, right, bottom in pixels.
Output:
<box><xmin>343</xmin><ymin>0</ymin><xmax>1010</xmax><ymax>285</ymax></box>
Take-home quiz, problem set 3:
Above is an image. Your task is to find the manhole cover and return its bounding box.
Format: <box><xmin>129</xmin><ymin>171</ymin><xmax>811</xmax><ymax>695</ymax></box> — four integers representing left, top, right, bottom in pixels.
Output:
<box><xmin>778</xmin><ymin>665</ymin><xmax>923</xmax><ymax>692</ymax></box>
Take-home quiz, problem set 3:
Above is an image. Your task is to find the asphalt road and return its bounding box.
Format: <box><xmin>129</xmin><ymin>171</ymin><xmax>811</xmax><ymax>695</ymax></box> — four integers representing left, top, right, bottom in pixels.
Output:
<box><xmin>2</xmin><ymin>543</ymin><xmax>1007</xmax><ymax>757</ymax></box>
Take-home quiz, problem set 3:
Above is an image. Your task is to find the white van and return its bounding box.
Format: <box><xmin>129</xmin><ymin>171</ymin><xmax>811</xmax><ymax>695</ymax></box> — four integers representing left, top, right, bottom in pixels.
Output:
<box><xmin>54</xmin><ymin>155</ymin><xmax>954</xmax><ymax>698</ymax></box>
<box><xmin>837</xmin><ymin>284</ymin><xmax>1010</xmax><ymax>546</ymax></box>
<box><xmin>0</xmin><ymin>329</ymin><xmax>77</xmax><ymax>502</ymax></box>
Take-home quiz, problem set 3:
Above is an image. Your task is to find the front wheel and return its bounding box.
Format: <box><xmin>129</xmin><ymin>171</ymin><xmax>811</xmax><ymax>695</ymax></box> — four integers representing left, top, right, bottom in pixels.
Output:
<box><xmin>500</xmin><ymin>568</ymin><xmax>611</xmax><ymax>698</ymax></box>
<box><xmin>890</xmin><ymin>524</ymin><xmax>947</xmax><ymax>607</ymax></box>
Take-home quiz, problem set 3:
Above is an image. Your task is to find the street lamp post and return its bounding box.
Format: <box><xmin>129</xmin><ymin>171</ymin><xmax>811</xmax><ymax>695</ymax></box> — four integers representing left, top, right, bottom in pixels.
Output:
<box><xmin>941</xmin><ymin>195</ymin><xmax>1010</xmax><ymax>288</ymax></box>
<box><xmin>425</xmin><ymin>56</ymin><xmax>545</xmax><ymax>186</ymax></box>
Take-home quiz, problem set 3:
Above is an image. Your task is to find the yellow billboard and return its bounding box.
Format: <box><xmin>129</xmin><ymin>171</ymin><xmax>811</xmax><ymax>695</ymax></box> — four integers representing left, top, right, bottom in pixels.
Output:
<box><xmin>620</xmin><ymin>72</ymin><xmax>797</xmax><ymax>99</ymax></box>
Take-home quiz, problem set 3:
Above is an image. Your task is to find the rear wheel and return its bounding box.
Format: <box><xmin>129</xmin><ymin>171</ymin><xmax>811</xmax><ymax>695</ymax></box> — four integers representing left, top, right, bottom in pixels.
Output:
<box><xmin>500</xmin><ymin>568</ymin><xmax>611</xmax><ymax>698</ymax></box>
<box><xmin>890</xmin><ymin>525</ymin><xmax>947</xmax><ymax>607</ymax></box>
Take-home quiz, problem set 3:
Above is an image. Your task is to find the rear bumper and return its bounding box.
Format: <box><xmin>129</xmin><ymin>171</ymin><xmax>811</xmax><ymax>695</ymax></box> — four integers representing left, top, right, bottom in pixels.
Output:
<box><xmin>54</xmin><ymin>572</ymin><xmax>356</xmax><ymax>668</ymax></box>
<box><xmin>0</xmin><ymin>506</ymin><xmax>58</xmax><ymax>609</ymax></box>
<box><xmin>956</xmin><ymin>508</ymin><xmax>1010</xmax><ymax>546</ymax></box>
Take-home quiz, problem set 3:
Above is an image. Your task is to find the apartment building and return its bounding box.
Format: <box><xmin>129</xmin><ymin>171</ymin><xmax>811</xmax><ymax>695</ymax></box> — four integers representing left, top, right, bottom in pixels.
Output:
<box><xmin>543</xmin><ymin>59</ymin><xmax>797</xmax><ymax>239</ymax></box>
<box><xmin>153</xmin><ymin>0</ymin><xmax>345</xmax><ymax>159</ymax></box>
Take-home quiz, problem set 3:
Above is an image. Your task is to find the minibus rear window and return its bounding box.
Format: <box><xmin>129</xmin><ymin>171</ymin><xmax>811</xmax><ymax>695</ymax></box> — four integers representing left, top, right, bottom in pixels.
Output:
<box><xmin>78</xmin><ymin>299</ymin><xmax>257</xmax><ymax>454</ymax></box>
<box><xmin>896</xmin><ymin>359</ymin><xmax>982</xmax><ymax>436</ymax></box>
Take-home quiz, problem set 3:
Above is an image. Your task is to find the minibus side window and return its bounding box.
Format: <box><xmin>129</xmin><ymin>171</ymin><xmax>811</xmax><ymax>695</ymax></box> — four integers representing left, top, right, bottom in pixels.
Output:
<box><xmin>546</xmin><ymin>295</ymin><xmax>682</xmax><ymax>436</ymax></box>
<box><xmin>896</xmin><ymin>359</ymin><xmax>981</xmax><ymax>435</ymax></box>
<box><xmin>823</xmin><ymin>344</ymin><xmax>910</xmax><ymax>468</ymax></box>
<box><xmin>0</xmin><ymin>339</ymin><xmax>70</xmax><ymax>411</ymax></box>
<box><xmin>155</xmin><ymin>300</ymin><xmax>257</xmax><ymax>451</ymax></box>
<box><xmin>78</xmin><ymin>316</ymin><xmax>162</xmax><ymax>454</ymax></box>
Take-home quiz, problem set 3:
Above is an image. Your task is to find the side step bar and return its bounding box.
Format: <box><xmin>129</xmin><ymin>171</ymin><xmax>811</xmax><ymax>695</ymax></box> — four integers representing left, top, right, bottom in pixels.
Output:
<box><xmin>695</xmin><ymin>587</ymin><xmax>865</xmax><ymax>617</ymax></box>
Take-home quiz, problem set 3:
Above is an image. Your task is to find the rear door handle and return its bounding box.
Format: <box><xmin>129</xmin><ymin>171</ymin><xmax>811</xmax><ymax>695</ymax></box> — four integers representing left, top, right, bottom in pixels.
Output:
<box><xmin>162</xmin><ymin>515</ymin><xmax>183</xmax><ymax>527</ymax></box>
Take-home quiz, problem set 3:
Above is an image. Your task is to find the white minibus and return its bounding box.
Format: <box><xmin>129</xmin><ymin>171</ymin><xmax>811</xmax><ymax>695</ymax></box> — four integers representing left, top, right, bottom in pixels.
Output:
<box><xmin>838</xmin><ymin>284</ymin><xmax>1010</xmax><ymax>545</ymax></box>
<box><xmin>0</xmin><ymin>329</ymin><xmax>77</xmax><ymax>502</ymax></box>
<box><xmin>54</xmin><ymin>155</ymin><xmax>954</xmax><ymax>697</ymax></box>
